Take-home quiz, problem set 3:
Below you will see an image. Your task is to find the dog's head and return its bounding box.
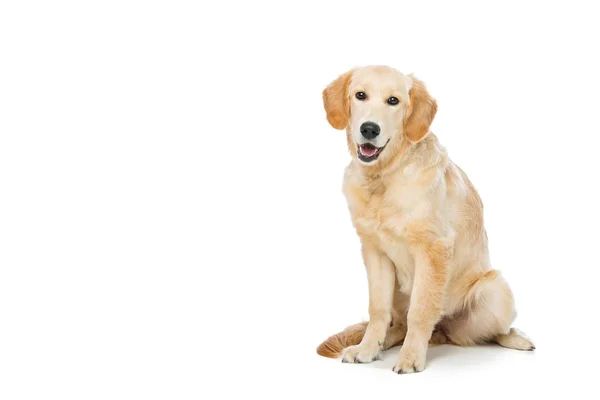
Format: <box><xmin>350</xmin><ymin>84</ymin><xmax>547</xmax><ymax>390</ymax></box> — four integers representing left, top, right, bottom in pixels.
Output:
<box><xmin>323</xmin><ymin>66</ymin><xmax>437</xmax><ymax>166</ymax></box>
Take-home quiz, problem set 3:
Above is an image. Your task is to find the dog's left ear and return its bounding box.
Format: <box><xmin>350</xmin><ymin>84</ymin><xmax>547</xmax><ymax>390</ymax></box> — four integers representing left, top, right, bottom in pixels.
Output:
<box><xmin>404</xmin><ymin>75</ymin><xmax>437</xmax><ymax>143</ymax></box>
<box><xmin>323</xmin><ymin>71</ymin><xmax>352</xmax><ymax>130</ymax></box>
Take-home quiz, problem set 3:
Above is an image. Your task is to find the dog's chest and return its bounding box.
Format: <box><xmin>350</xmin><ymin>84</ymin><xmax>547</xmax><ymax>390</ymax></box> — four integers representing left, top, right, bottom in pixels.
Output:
<box><xmin>344</xmin><ymin>178</ymin><xmax>412</xmax><ymax>250</ymax></box>
<box><xmin>344</xmin><ymin>180</ymin><xmax>416</xmax><ymax>290</ymax></box>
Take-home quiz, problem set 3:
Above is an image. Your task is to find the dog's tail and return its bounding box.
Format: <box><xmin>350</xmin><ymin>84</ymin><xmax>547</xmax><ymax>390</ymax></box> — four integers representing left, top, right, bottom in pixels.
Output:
<box><xmin>316</xmin><ymin>321</ymin><xmax>368</xmax><ymax>358</ymax></box>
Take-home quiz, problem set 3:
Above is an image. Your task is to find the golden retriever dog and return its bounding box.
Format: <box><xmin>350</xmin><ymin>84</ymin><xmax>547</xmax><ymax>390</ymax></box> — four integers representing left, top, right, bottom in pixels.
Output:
<box><xmin>316</xmin><ymin>66</ymin><xmax>534</xmax><ymax>373</ymax></box>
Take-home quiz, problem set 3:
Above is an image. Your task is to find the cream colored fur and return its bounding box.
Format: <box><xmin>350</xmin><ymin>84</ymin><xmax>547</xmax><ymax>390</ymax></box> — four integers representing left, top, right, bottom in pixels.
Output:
<box><xmin>317</xmin><ymin>66</ymin><xmax>534</xmax><ymax>374</ymax></box>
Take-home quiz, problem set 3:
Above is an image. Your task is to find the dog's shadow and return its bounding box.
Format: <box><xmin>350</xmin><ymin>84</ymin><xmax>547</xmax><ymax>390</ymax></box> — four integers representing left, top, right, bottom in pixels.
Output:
<box><xmin>371</xmin><ymin>344</ymin><xmax>519</xmax><ymax>370</ymax></box>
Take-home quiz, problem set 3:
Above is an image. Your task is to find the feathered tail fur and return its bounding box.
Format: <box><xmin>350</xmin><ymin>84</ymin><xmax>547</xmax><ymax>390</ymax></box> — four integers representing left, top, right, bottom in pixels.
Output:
<box><xmin>316</xmin><ymin>322</ymin><xmax>368</xmax><ymax>358</ymax></box>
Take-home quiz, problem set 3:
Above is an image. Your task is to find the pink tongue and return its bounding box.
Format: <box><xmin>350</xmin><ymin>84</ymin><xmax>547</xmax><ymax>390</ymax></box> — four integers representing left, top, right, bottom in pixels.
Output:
<box><xmin>360</xmin><ymin>145</ymin><xmax>377</xmax><ymax>157</ymax></box>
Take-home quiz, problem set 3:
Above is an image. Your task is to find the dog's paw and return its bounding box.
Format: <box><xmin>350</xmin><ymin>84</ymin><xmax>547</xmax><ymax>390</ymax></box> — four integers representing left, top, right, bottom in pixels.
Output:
<box><xmin>392</xmin><ymin>345</ymin><xmax>426</xmax><ymax>374</ymax></box>
<box><xmin>341</xmin><ymin>344</ymin><xmax>381</xmax><ymax>364</ymax></box>
<box><xmin>495</xmin><ymin>328</ymin><xmax>535</xmax><ymax>351</ymax></box>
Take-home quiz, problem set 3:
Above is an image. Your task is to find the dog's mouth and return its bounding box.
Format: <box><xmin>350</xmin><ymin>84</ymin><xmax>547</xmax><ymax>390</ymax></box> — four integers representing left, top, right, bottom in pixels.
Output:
<box><xmin>357</xmin><ymin>140</ymin><xmax>389</xmax><ymax>163</ymax></box>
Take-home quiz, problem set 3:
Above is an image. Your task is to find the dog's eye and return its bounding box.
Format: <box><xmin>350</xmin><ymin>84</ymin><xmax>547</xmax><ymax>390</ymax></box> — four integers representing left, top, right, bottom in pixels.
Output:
<box><xmin>355</xmin><ymin>92</ymin><xmax>367</xmax><ymax>100</ymax></box>
<box><xmin>387</xmin><ymin>97</ymin><xmax>399</xmax><ymax>105</ymax></box>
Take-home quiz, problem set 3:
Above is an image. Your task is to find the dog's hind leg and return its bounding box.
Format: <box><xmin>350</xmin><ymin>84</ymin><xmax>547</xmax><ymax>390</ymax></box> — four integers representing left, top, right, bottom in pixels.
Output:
<box><xmin>439</xmin><ymin>270</ymin><xmax>535</xmax><ymax>350</ymax></box>
<box><xmin>382</xmin><ymin>283</ymin><xmax>409</xmax><ymax>350</ymax></box>
<box><xmin>382</xmin><ymin>323</ymin><xmax>407</xmax><ymax>350</ymax></box>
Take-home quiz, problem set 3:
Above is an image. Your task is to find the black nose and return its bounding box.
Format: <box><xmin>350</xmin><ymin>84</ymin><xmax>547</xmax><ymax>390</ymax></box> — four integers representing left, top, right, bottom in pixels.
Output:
<box><xmin>360</xmin><ymin>122</ymin><xmax>380</xmax><ymax>140</ymax></box>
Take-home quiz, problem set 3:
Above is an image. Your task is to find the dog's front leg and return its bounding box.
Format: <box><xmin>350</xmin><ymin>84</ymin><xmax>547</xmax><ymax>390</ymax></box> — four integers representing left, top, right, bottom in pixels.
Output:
<box><xmin>393</xmin><ymin>239</ymin><xmax>449</xmax><ymax>374</ymax></box>
<box><xmin>342</xmin><ymin>244</ymin><xmax>395</xmax><ymax>363</ymax></box>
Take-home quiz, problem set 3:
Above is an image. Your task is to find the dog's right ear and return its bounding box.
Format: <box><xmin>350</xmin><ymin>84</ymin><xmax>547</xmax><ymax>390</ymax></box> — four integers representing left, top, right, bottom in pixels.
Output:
<box><xmin>323</xmin><ymin>71</ymin><xmax>352</xmax><ymax>130</ymax></box>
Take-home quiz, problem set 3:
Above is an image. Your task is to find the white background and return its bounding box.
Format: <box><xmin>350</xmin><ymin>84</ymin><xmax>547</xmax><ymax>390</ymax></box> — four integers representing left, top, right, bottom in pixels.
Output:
<box><xmin>1</xmin><ymin>1</ymin><xmax>599</xmax><ymax>399</ymax></box>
